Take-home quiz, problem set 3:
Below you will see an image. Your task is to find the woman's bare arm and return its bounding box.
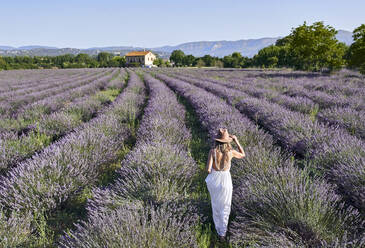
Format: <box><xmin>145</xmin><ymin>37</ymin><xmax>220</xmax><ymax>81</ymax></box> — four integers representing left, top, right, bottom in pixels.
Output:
<box><xmin>206</xmin><ymin>149</ymin><xmax>213</xmax><ymax>173</ymax></box>
<box><xmin>230</xmin><ymin>135</ymin><xmax>245</xmax><ymax>159</ymax></box>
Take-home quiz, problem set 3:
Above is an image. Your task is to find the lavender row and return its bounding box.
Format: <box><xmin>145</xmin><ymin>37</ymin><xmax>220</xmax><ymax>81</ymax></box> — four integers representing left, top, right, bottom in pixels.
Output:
<box><xmin>167</xmin><ymin>72</ymin><xmax>365</xmax><ymax>215</ymax></box>
<box><xmin>0</xmin><ymin>68</ymin><xmax>107</xmax><ymax>102</ymax></box>
<box><xmin>0</xmin><ymin>68</ymin><xmax>114</xmax><ymax>118</ymax></box>
<box><xmin>156</xmin><ymin>73</ymin><xmax>364</xmax><ymax>246</ymax></box>
<box><xmin>186</xmin><ymin>68</ymin><xmax>365</xmax><ymax>99</ymax></box>
<box><xmin>60</xmin><ymin>202</ymin><xmax>198</xmax><ymax>248</ymax></box>
<box><xmin>0</xmin><ymin>69</ymin><xmax>120</xmax><ymax>134</ymax></box>
<box><xmin>202</xmin><ymin>71</ymin><xmax>365</xmax><ymax>140</ymax></box>
<box><xmin>89</xmin><ymin>73</ymin><xmax>196</xmax><ymax>208</ymax></box>
<box><xmin>172</xmin><ymin>68</ymin><xmax>365</xmax><ymax>112</ymax></box>
<box><xmin>0</xmin><ymin>72</ymin><xmax>127</xmax><ymax>172</ymax></box>
<box><xmin>0</xmin><ymin>70</ymin><xmax>121</xmax><ymax>138</ymax></box>
<box><xmin>184</xmin><ymin>71</ymin><xmax>365</xmax><ymax>141</ymax></box>
<box><xmin>266</xmin><ymin>89</ymin><xmax>365</xmax><ymax>140</ymax></box>
<box><xmin>175</xmin><ymin>70</ymin><xmax>365</xmax><ymax>140</ymax></box>
<box><xmin>0</xmin><ymin>71</ymin><xmax>146</xmax><ymax>247</ymax></box>
<box><xmin>270</xmin><ymin>96</ymin><xmax>365</xmax><ymax>141</ymax></box>
<box><xmin>0</xmin><ymin>68</ymin><xmax>86</xmax><ymax>91</ymax></box>
<box><xmin>0</xmin><ymin>69</ymin><xmax>97</xmax><ymax>99</ymax></box>
<box><xmin>180</xmin><ymin>68</ymin><xmax>365</xmax><ymax>112</ymax></box>
<box><xmin>236</xmin><ymin>71</ymin><xmax>364</xmax><ymax>111</ymax></box>
<box><xmin>300</xmin><ymin>72</ymin><xmax>365</xmax><ymax>97</ymax></box>
<box><xmin>60</xmin><ymin>73</ymin><xmax>199</xmax><ymax>247</ymax></box>
<box><xmin>20</xmin><ymin>68</ymin><xmax>121</xmax><ymax>118</ymax></box>
<box><xmin>282</xmin><ymin>83</ymin><xmax>364</xmax><ymax>111</ymax></box>
<box><xmin>317</xmin><ymin>107</ymin><xmax>365</xmax><ymax>139</ymax></box>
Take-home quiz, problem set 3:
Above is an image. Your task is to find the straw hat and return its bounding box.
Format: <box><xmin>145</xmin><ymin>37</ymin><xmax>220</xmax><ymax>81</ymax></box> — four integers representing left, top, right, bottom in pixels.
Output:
<box><xmin>215</xmin><ymin>128</ymin><xmax>233</xmax><ymax>143</ymax></box>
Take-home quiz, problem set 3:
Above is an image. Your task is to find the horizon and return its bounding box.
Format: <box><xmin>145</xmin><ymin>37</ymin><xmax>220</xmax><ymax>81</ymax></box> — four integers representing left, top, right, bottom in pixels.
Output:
<box><xmin>1</xmin><ymin>0</ymin><xmax>364</xmax><ymax>48</ymax></box>
<box><xmin>0</xmin><ymin>29</ymin><xmax>354</xmax><ymax>50</ymax></box>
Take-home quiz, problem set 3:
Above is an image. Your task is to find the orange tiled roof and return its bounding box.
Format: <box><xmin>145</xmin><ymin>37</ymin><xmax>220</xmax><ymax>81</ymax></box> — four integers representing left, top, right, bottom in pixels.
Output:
<box><xmin>125</xmin><ymin>51</ymin><xmax>151</xmax><ymax>56</ymax></box>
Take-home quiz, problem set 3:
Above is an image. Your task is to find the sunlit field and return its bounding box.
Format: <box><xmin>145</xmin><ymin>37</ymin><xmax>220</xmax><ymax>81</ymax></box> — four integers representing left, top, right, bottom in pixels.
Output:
<box><xmin>0</xmin><ymin>68</ymin><xmax>364</xmax><ymax>247</ymax></box>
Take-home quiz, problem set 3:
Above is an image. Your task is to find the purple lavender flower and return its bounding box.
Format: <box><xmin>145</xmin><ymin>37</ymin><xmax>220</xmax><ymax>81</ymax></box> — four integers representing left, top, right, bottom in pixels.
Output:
<box><xmin>0</xmin><ymin>70</ymin><xmax>146</xmax><ymax>244</ymax></box>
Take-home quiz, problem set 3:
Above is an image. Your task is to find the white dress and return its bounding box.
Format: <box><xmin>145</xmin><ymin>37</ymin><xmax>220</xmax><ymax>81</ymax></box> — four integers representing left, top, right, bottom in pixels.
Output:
<box><xmin>205</xmin><ymin>149</ymin><xmax>233</xmax><ymax>237</ymax></box>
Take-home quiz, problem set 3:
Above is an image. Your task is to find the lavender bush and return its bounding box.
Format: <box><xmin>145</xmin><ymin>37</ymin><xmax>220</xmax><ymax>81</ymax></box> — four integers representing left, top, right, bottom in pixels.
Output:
<box><xmin>60</xmin><ymin>203</ymin><xmax>199</xmax><ymax>248</ymax></box>
<box><xmin>156</xmin><ymin>72</ymin><xmax>365</xmax><ymax>245</ymax></box>
<box><xmin>1</xmin><ymin>68</ymin><xmax>364</xmax><ymax>246</ymax></box>
<box><xmin>61</xmin><ymin>72</ymin><xmax>199</xmax><ymax>247</ymax></box>
<box><xmin>318</xmin><ymin>107</ymin><xmax>365</xmax><ymax>140</ymax></box>
<box><xmin>87</xmin><ymin>73</ymin><xmax>196</xmax><ymax>209</ymax></box>
<box><xmin>0</xmin><ymin>71</ymin><xmax>146</xmax><ymax>245</ymax></box>
<box><xmin>0</xmin><ymin>69</ymin><xmax>89</xmax><ymax>97</ymax></box>
<box><xmin>0</xmin><ymin>208</ymin><xmax>32</xmax><ymax>247</ymax></box>
<box><xmin>0</xmin><ymin>68</ymin><xmax>116</xmax><ymax>119</ymax></box>
<box><xmin>174</xmin><ymin>68</ymin><xmax>365</xmax><ymax>113</ymax></box>
<box><xmin>0</xmin><ymin>71</ymin><xmax>126</xmax><ymax>172</ymax></box>
<box><xmin>213</xmin><ymin>71</ymin><xmax>364</xmax><ymax>141</ymax></box>
<box><xmin>165</xmin><ymin>71</ymin><xmax>365</xmax><ymax>216</ymax></box>
<box><xmin>230</xmin><ymin>166</ymin><xmax>364</xmax><ymax>247</ymax></box>
<box><xmin>0</xmin><ymin>69</ymin><xmax>114</xmax><ymax>135</ymax></box>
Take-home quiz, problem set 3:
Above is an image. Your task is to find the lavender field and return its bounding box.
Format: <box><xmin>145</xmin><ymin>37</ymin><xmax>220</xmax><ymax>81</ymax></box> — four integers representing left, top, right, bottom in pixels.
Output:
<box><xmin>0</xmin><ymin>68</ymin><xmax>364</xmax><ymax>247</ymax></box>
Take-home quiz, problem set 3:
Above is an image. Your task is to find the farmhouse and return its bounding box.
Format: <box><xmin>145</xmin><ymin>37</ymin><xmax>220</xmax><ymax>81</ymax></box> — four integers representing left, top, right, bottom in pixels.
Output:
<box><xmin>125</xmin><ymin>51</ymin><xmax>156</xmax><ymax>66</ymax></box>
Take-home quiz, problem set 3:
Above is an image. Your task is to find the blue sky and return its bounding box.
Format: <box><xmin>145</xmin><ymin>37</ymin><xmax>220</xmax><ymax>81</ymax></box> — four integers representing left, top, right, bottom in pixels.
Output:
<box><xmin>1</xmin><ymin>0</ymin><xmax>364</xmax><ymax>48</ymax></box>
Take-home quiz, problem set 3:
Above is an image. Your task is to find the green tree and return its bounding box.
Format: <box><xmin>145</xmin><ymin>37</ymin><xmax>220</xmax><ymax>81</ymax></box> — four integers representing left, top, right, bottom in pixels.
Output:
<box><xmin>170</xmin><ymin>50</ymin><xmax>185</xmax><ymax>66</ymax></box>
<box><xmin>0</xmin><ymin>57</ymin><xmax>7</xmax><ymax>70</ymax></box>
<box><xmin>97</xmin><ymin>52</ymin><xmax>113</xmax><ymax>67</ymax></box>
<box><xmin>154</xmin><ymin>57</ymin><xmax>170</xmax><ymax>67</ymax></box>
<box><xmin>275</xmin><ymin>36</ymin><xmax>292</xmax><ymax>46</ymax></box>
<box><xmin>110</xmin><ymin>56</ymin><xmax>126</xmax><ymax>67</ymax></box>
<box><xmin>201</xmin><ymin>55</ymin><xmax>214</xmax><ymax>67</ymax></box>
<box><xmin>153</xmin><ymin>57</ymin><xmax>163</xmax><ymax>67</ymax></box>
<box><xmin>222</xmin><ymin>55</ymin><xmax>234</xmax><ymax>68</ymax></box>
<box><xmin>347</xmin><ymin>24</ymin><xmax>365</xmax><ymax>74</ymax></box>
<box><xmin>183</xmin><ymin>54</ymin><xmax>195</xmax><ymax>66</ymax></box>
<box><xmin>213</xmin><ymin>59</ymin><xmax>224</xmax><ymax>68</ymax></box>
<box><xmin>287</xmin><ymin>21</ymin><xmax>346</xmax><ymax>71</ymax></box>
<box><xmin>14</xmin><ymin>56</ymin><xmax>33</xmax><ymax>64</ymax></box>
<box><xmin>222</xmin><ymin>52</ymin><xmax>246</xmax><ymax>68</ymax></box>
<box><xmin>196</xmin><ymin>59</ymin><xmax>205</xmax><ymax>68</ymax></box>
<box><xmin>53</xmin><ymin>54</ymin><xmax>74</xmax><ymax>68</ymax></box>
<box><xmin>75</xmin><ymin>53</ymin><xmax>92</xmax><ymax>64</ymax></box>
<box><xmin>253</xmin><ymin>45</ymin><xmax>282</xmax><ymax>68</ymax></box>
<box><xmin>231</xmin><ymin>52</ymin><xmax>246</xmax><ymax>67</ymax></box>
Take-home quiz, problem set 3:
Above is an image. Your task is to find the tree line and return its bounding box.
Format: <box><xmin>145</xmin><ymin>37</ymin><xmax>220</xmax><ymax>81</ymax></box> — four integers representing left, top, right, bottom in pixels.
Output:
<box><xmin>0</xmin><ymin>52</ymin><xmax>126</xmax><ymax>70</ymax></box>
<box><xmin>169</xmin><ymin>22</ymin><xmax>365</xmax><ymax>74</ymax></box>
<box><xmin>0</xmin><ymin>22</ymin><xmax>364</xmax><ymax>73</ymax></box>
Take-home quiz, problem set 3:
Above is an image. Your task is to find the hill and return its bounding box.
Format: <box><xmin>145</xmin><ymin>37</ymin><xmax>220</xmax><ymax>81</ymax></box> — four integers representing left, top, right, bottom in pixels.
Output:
<box><xmin>152</xmin><ymin>30</ymin><xmax>353</xmax><ymax>57</ymax></box>
<box><xmin>0</xmin><ymin>30</ymin><xmax>353</xmax><ymax>58</ymax></box>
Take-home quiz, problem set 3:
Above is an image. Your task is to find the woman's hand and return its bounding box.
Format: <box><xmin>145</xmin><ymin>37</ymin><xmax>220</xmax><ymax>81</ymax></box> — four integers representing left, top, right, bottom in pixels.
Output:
<box><xmin>230</xmin><ymin>134</ymin><xmax>238</xmax><ymax>143</ymax></box>
<box><xmin>230</xmin><ymin>134</ymin><xmax>245</xmax><ymax>159</ymax></box>
<box><xmin>207</xmin><ymin>169</ymin><xmax>211</xmax><ymax>174</ymax></box>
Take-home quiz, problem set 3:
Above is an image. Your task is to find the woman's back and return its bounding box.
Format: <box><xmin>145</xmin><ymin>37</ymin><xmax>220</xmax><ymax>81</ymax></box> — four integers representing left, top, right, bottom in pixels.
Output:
<box><xmin>212</xmin><ymin>148</ymin><xmax>232</xmax><ymax>171</ymax></box>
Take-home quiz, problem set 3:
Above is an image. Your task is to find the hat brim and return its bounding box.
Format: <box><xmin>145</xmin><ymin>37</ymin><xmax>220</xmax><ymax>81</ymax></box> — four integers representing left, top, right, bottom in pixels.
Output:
<box><xmin>215</xmin><ymin>137</ymin><xmax>232</xmax><ymax>143</ymax></box>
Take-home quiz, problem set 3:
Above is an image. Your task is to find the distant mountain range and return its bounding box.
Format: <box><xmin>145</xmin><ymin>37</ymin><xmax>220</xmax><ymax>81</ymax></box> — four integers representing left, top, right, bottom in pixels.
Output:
<box><xmin>0</xmin><ymin>46</ymin><xmax>171</xmax><ymax>58</ymax></box>
<box><xmin>153</xmin><ymin>37</ymin><xmax>279</xmax><ymax>57</ymax></box>
<box><xmin>152</xmin><ymin>30</ymin><xmax>353</xmax><ymax>57</ymax></box>
<box><xmin>0</xmin><ymin>30</ymin><xmax>353</xmax><ymax>58</ymax></box>
<box><xmin>0</xmin><ymin>45</ymin><xmax>58</xmax><ymax>50</ymax></box>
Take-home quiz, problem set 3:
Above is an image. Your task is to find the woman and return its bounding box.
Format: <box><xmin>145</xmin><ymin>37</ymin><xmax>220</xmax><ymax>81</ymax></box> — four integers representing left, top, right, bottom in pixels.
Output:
<box><xmin>205</xmin><ymin>128</ymin><xmax>245</xmax><ymax>241</ymax></box>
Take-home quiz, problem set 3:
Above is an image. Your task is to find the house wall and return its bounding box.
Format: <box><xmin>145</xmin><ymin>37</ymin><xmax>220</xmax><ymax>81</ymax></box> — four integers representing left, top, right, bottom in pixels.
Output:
<box><xmin>144</xmin><ymin>53</ymin><xmax>156</xmax><ymax>66</ymax></box>
<box><xmin>126</xmin><ymin>56</ymin><xmax>144</xmax><ymax>64</ymax></box>
<box><xmin>125</xmin><ymin>52</ymin><xmax>156</xmax><ymax>66</ymax></box>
